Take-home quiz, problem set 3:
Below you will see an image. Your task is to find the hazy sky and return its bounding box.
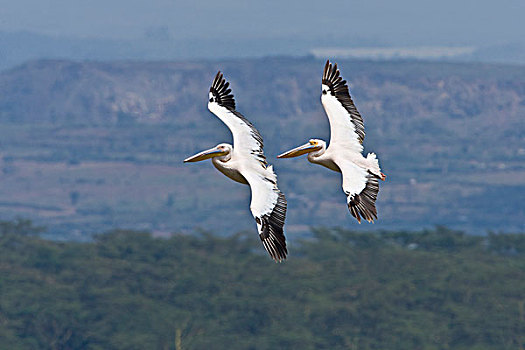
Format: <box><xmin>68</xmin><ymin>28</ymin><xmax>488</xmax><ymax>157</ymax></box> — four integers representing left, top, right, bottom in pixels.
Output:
<box><xmin>1</xmin><ymin>0</ymin><xmax>524</xmax><ymax>46</ymax></box>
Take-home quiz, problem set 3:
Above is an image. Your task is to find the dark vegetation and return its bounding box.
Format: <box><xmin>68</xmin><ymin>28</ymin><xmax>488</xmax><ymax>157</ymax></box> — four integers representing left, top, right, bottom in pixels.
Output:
<box><xmin>0</xmin><ymin>219</ymin><xmax>523</xmax><ymax>349</ymax></box>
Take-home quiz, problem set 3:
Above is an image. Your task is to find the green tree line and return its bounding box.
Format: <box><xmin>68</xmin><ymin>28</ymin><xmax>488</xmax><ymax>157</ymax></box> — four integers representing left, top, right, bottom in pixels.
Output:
<box><xmin>0</xmin><ymin>219</ymin><xmax>523</xmax><ymax>349</ymax></box>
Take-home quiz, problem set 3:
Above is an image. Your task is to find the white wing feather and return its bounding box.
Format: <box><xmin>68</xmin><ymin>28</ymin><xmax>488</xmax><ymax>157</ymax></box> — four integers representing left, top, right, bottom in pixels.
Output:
<box><xmin>242</xmin><ymin>168</ymin><xmax>279</xmax><ymax>219</ymax></box>
<box><xmin>322</xmin><ymin>92</ymin><xmax>364</xmax><ymax>154</ymax></box>
<box><xmin>242</xmin><ymin>167</ymin><xmax>287</xmax><ymax>262</ymax></box>
<box><xmin>321</xmin><ymin>60</ymin><xmax>365</xmax><ymax>154</ymax></box>
<box><xmin>208</xmin><ymin>72</ymin><xmax>266</xmax><ymax>166</ymax></box>
<box><xmin>208</xmin><ymin>102</ymin><xmax>266</xmax><ymax>165</ymax></box>
<box><xmin>340</xmin><ymin>161</ymin><xmax>368</xmax><ymax>199</ymax></box>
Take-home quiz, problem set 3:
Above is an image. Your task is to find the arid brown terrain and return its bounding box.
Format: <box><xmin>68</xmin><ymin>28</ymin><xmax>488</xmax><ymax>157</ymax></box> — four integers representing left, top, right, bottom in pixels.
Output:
<box><xmin>0</xmin><ymin>57</ymin><xmax>523</xmax><ymax>238</ymax></box>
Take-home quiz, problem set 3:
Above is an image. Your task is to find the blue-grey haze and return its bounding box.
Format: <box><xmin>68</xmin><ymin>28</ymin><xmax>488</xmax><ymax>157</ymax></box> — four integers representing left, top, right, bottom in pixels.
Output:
<box><xmin>1</xmin><ymin>0</ymin><xmax>525</xmax><ymax>69</ymax></box>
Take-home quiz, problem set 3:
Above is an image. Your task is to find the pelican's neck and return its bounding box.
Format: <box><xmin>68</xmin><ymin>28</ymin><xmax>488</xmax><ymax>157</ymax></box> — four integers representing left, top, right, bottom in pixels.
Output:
<box><xmin>213</xmin><ymin>152</ymin><xmax>232</xmax><ymax>163</ymax></box>
<box><xmin>307</xmin><ymin>142</ymin><xmax>326</xmax><ymax>163</ymax></box>
<box><xmin>307</xmin><ymin>145</ymin><xmax>340</xmax><ymax>172</ymax></box>
<box><xmin>211</xmin><ymin>148</ymin><xmax>248</xmax><ymax>184</ymax></box>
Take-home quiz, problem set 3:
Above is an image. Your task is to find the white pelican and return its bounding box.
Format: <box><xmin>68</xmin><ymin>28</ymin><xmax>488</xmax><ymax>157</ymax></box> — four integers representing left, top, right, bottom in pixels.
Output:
<box><xmin>278</xmin><ymin>60</ymin><xmax>385</xmax><ymax>223</ymax></box>
<box><xmin>184</xmin><ymin>72</ymin><xmax>287</xmax><ymax>262</ymax></box>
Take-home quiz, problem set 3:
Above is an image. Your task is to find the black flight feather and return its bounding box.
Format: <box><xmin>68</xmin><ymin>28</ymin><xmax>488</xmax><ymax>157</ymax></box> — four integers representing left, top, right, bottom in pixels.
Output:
<box><xmin>258</xmin><ymin>191</ymin><xmax>287</xmax><ymax>262</ymax></box>
<box><xmin>347</xmin><ymin>174</ymin><xmax>379</xmax><ymax>223</ymax></box>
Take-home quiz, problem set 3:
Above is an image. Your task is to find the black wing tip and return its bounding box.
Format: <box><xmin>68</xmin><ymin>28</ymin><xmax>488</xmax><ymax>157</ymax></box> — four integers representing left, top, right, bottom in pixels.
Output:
<box><xmin>210</xmin><ymin>71</ymin><xmax>236</xmax><ymax>110</ymax></box>
<box><xmin>212</xmin><ymin>70</ymin><xmax>221</xmax><ymax>83</ymax></box>
<box><xmin>322</xmin><ymin>59</ymin><xmax>344</xmax><ymax>87</ymax></box>
<box><xmin>323</xmin><ymin>59</ymin><xmax>331</xmax><ymax>77</ymax></box>
<box><xmin>261</xmin><ymin>234</ymin><xmax>288</xmax><ymax>262</ymax></box>
<box><xmin>347</xmin><ymin>176</ymin><xmax>379</xmax><ymax>224</ymax></box>
<box><xmin>259</xmin><ymin>192</ymin><xmax>287</xmax><ymax>262</ymax></box>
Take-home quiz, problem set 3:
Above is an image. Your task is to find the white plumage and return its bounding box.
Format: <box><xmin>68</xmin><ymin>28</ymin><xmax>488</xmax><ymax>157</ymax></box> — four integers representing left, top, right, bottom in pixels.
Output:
<box><xmin>322</xmin><ymin>83</ymin><xmax>364</xmax><ymax>154</ymax></box>
<box><xmin>184</xmin><ymin>72</ymin><xmax>287</xmax><ymax>262</ymax></box>
<box><xmin>278</xmin><ymin>60</ymin><xmax>385</xmax><ymax>223</ymax></box>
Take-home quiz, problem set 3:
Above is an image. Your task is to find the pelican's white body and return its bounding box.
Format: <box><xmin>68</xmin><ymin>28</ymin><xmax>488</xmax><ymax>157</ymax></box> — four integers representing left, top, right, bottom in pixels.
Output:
<box><xmin>185</xmin><ymin>72</ymin><xmax>287</xmax><ymax>261</ymax></box>
<box><xmin>316</xmin><ymin>84</ymin><xmax>382</xmax><ymax>198</ymax></box>
<box><xmin>278</xmin><ymin>61</ymin><xmax>383</xmax><ymax>223</ymax></box>
<box><xmin>211</xmin><ymin>147</ymin><xmax>281</xmax><ymax>221</ymax></box>
<box><xmin>208</xmin><ymin>100</ymin><xmax>281</xmax><ymax>220</ymax></box>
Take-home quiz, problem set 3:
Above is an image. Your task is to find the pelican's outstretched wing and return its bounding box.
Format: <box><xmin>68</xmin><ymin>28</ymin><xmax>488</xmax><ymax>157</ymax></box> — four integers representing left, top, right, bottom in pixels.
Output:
<box><xmin>339</xmin><ymin>161</ymin><xmax>379</xmax><ymax>223</ymax></box>
<box><xmin>321</xmin><ymin>60</ymin><xmax>365</xmax><ymax>153</ymax></box>
<box><xmin>208</xmin><ymin>71</ymin><xmax>267</xmax><ymax>167</ymax></box>
<box><xmin>243</xmin><ymin>169</ymin><xmax>287</xmax><ymax>262</ymax></box>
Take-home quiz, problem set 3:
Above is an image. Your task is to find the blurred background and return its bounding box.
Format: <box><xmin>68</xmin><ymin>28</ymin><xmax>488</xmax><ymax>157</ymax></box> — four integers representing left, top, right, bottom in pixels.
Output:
<box><xmin>0</xmin><ymin>1</ymin><xmax>524</xmax><ymax>348</ymax></box>
<box><xmin>2</xmin><ymin>0</ymin><xmax>525</xmax><ymax>69</ymax></box>
<box><xmin>0</xmin><ymin>0</ymin><xmax>524</xmax><ymax>238</ymax></box>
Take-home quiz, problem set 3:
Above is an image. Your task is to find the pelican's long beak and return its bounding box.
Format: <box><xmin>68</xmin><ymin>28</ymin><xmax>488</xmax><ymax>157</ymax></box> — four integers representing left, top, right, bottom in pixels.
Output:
<box><xmin>184</xmin><ymin>147</ymin><xmax>226</xmax><ymax>163</ymax></box>
<box><xmin>277</xmin><ymin>142</ymin><xmax>320</xmax><ymax>158</ymax></box>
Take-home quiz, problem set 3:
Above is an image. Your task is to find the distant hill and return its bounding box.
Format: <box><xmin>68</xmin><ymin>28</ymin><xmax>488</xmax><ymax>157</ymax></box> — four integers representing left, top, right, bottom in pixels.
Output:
<box><xmin>0</xmin><ymin>57</ymin><xmax>523</xmax><ymax>238</ymax></box>
<box><xmin>2</xmin><ymin>31</ymin><xmax>525</xmax><ymax>72</ymax></box>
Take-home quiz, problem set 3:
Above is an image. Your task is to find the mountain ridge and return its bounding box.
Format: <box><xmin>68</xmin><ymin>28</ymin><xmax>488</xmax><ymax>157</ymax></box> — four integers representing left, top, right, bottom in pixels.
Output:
<box><xmin>0</xmin><ymin>57</ymin><xmax>523</xmax><ymax>237</ymax></box>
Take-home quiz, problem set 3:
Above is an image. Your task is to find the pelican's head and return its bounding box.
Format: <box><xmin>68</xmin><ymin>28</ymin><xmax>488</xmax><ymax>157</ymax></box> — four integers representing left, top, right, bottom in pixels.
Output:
<box><xmin>277</xmin><ymin>139</ymin><xmax>325</xmax><ymax>159</ymax></box>
<box><xmin>184</xmin><ymin>143</ymin><xmax>232</xmax><ymax>163</ymax></box>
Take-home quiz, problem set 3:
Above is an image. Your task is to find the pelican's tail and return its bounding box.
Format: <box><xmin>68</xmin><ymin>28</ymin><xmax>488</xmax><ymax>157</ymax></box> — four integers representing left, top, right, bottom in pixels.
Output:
<box><xmin>366</xmin><ymin>153</ymin><xmax>384</xmax><ymax>180</ymax></box>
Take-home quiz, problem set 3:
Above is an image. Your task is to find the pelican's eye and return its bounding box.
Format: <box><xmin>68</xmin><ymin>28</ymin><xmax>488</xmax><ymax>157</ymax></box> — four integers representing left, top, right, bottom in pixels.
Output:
<box><xmin>322</xmin><ymin>89</ymin><xmax>327</xmax><ymax>95</ymax></box>
<box><xmin>309</xmin><ymin>140</ymin><xmax>317</xmax><ymax>145</ymax></box>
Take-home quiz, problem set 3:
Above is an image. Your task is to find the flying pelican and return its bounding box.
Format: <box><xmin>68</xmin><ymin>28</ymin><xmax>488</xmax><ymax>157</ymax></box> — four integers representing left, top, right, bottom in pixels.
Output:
<box><xmin>278</xmin><ymin>60</ymin><xmax>385</xmax><ymax>223</ymax></box>
<box><xmin>184</xmin><ymin>72</ymin><xmax>287</xmax><ymax>262</ymax></box>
